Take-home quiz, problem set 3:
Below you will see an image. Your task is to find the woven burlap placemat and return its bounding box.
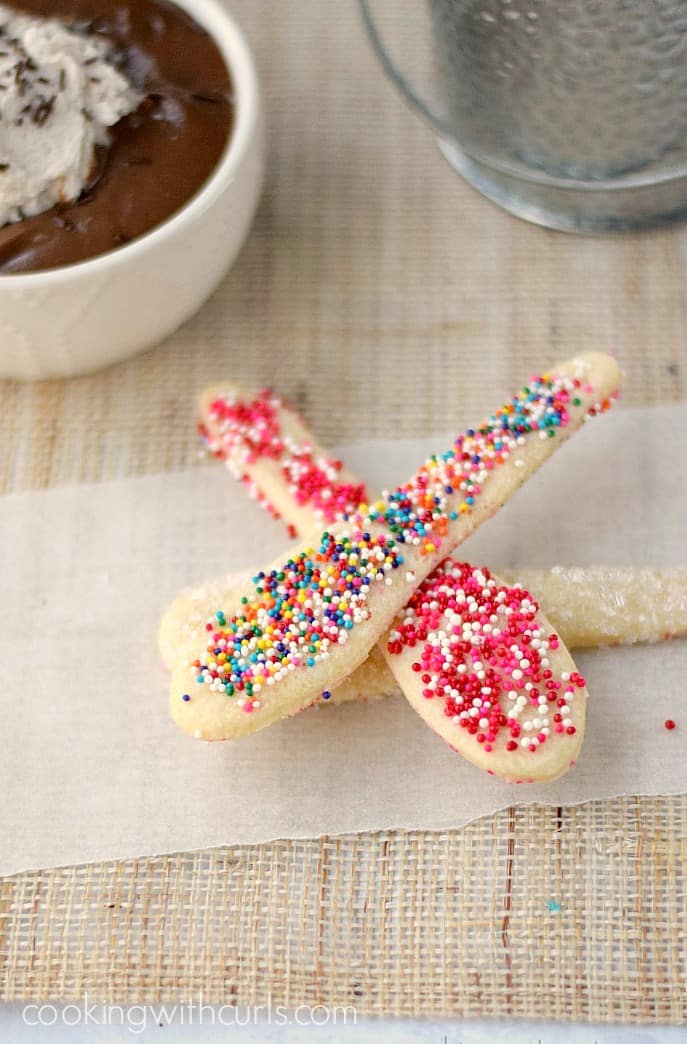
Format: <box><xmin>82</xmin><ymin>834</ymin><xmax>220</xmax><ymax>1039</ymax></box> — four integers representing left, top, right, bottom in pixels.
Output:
<box><xmin>1</xmin><ymin>0</ymin><xmax>686</xmax><ymax>1020</ymax></box>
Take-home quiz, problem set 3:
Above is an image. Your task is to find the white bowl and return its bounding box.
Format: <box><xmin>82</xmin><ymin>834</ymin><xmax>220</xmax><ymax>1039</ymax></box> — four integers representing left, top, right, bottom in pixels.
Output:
<box><xmin>0</xmin><ymin>0</ymin><xmax>264</xmax><ymax>380</ymax></box>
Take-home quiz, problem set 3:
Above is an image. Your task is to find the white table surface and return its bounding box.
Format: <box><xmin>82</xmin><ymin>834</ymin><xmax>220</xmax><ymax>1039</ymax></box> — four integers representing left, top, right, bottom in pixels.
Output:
<box><xmin>1</xmin><ymin>1006</ymin><xmax>685</xmax><ymax>1042</ymax></box>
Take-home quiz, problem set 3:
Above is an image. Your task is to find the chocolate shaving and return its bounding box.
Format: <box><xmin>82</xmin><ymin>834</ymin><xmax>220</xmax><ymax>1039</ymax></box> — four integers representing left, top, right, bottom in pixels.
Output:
<box><xmin>33</xmin><ymin>95</ymin><xmax>55</xmax><ymax>126</ymax></box>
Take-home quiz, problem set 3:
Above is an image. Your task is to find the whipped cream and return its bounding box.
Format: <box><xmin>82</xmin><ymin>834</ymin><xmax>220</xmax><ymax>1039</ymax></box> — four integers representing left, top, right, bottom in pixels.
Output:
<box><xmin>0</xmin><ymin>3</ymin><xmax>142</xmax><ymax>227</ymax></box>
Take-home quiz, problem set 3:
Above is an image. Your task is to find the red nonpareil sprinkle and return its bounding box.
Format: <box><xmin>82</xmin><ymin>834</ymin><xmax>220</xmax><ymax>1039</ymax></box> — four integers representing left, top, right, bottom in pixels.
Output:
<box><xmin>665</xmin><ymin>719</ymin><xmax>677</xmax><ymax>731</ymax></box>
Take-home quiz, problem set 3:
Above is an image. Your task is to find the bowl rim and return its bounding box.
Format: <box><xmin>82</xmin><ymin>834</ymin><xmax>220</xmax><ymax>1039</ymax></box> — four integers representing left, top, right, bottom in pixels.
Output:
<box><xmin>0</xmin><ymin>0</ymin><xmax>260</xmax><ymax>287</ymax></box>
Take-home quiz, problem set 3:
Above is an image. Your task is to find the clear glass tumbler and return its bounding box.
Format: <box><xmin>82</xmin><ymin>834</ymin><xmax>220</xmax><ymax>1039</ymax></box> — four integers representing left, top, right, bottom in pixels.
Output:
<box><xmin>360</xmin><ymin>0</ymin><xmax>687</xmax><ymax>231</ymax></box>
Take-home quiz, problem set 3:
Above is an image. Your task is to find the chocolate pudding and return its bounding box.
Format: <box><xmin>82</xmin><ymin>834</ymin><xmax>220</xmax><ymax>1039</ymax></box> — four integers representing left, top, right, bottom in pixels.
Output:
<box><xmin>0</xmin><ymin>0</ymin><xmax>234</xmax><ymax>273</ymax></box>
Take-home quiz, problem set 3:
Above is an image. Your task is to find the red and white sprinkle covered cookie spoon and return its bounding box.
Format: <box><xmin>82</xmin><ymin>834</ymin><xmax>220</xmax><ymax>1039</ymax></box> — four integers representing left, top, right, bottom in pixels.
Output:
<box><xmin>198</xmin><ymin>385</ymin><xmax>367</xmax><ymax>539</ymax></box>
<box><xmin>383</xmin><ymin>559</ymin><xmax>586</xmax><ymax>782</ymax></box>
<box><xmin>169</xmin><ymin>352</ymin><xmax>621</xmax><ymax>743</ymax></box>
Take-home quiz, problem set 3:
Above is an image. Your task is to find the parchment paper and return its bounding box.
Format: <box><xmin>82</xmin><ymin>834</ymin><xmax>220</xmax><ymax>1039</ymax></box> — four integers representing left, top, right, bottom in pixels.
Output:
<box><xmin>1</xmin><ymin>404</ymin><xmax>685</xmax><ymax>876</ymax></box>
